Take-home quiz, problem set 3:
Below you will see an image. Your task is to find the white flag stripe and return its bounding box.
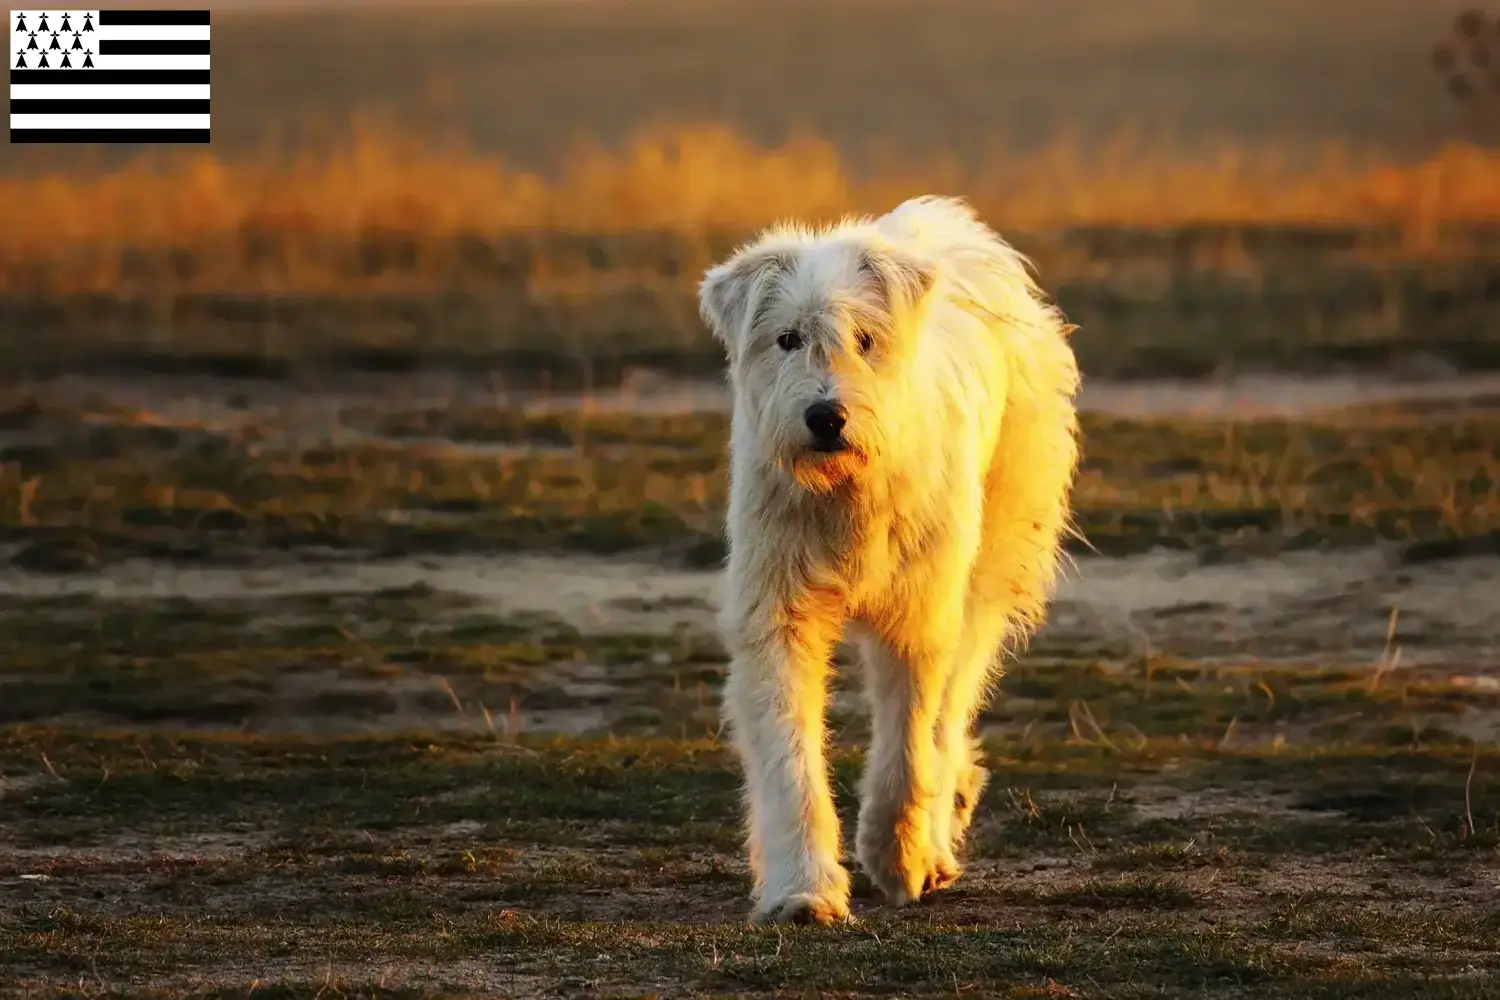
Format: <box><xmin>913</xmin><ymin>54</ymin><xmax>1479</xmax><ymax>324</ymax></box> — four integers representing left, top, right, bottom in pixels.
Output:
<box><xmin>12</xmin><ymin>24</ymin><xmax>214</xmax><ymax>45</ymax></box>
<box><xmin>10</xmin><ymin>56</ymin><xmax>212</xmax><ymax>71</ymax></box>
<box><xmin>11</xmin><ymin>112</ymin><xmax>210</xmax><ymax>130</ymax></box>
<box><xmin>86</xmin><ymin>24</ymin><xmax>211</xmax><ymax>42</ymax></box>
<box><xmin>86</xmin><ymin>54</ymin><xmax>211</xmax><ymax>71</ymax></box>
<box><xmin>11</xmin><ymin>84</ymin><xmax>209</xmax><ymax>101</ymax></box>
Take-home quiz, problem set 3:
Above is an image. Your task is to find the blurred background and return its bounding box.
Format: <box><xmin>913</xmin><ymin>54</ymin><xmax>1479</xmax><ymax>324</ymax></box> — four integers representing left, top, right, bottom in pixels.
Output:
<box><xmin>3</xmin><ymin>0</ymin><xmax>1500</xmax><ymax>380</ymax></box>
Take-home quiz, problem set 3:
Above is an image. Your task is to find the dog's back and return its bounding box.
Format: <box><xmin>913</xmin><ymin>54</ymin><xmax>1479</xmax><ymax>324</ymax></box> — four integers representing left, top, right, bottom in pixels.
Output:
<box><xmin>880</xmin><ymin>194</ymin><xmax>1082</xmax><ymax>641</ymax></box>
<box><xmin>877</xmin><ymin>196</ymin><xmax>1052</xmax><ymax>332</ymax></box>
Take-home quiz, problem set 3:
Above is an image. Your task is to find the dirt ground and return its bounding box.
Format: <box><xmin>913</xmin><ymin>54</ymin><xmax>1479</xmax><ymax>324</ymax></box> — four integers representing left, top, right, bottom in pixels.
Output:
<box><xmin>1</xmin><ymin>545</ymin><xmax>1496</xmax><ymax>712</ymax></box>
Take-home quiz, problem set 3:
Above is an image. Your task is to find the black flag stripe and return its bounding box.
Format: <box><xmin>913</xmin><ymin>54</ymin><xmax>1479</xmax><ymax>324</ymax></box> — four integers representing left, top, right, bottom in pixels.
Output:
<box><xmin>99</xmin><ymin>40</ymin><xmax>210</xmax><ymax>55</ymax></box>
<box><xmin>11</xmin><ymin>99</ymin><xmax>211</xmax><ymax>115</ymax></box>
<box><xmin>98</xmin><ymin>11</ymin><xmax>211</xmax><ymax>26</ymax></box>
<box><xmin>10</xmin><ymin>70</ymin><xmax>210</xmax><ymax>85</ymax></box>
<box><xmin>8</xmin><ymin>129</ymin><xmax>210</xmax><ymax>143</ymax></box>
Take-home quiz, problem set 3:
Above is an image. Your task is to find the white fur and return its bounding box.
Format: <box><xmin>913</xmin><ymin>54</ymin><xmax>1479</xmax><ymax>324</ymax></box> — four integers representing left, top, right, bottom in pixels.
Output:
<box><xmin>698</xmin><ymin>195</ymin><xmax>1081</xmax><ymax>924</ymax></box>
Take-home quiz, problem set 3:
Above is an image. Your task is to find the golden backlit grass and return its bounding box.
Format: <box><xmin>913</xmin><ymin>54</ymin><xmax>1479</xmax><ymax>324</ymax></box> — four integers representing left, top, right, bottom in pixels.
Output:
<box><xmin>4</xmin><ymin>123</ymin><xmax>1500</xmax><ymax>295</ymax></box>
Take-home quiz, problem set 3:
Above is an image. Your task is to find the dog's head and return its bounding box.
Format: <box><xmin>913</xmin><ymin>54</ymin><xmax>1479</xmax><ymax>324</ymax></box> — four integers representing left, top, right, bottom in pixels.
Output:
<box><xmin>698</xmin><ymin>224</ymin><xmax>938</xmax><ymax>493</ymax></box>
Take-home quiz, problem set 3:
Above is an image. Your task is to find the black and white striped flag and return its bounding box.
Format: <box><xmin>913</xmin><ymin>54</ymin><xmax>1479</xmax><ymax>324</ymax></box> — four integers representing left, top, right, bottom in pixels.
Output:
<box><xmin>10</xmin><ymin>8</ymin><xmax>210</xmax><ymax>143</ymax></box>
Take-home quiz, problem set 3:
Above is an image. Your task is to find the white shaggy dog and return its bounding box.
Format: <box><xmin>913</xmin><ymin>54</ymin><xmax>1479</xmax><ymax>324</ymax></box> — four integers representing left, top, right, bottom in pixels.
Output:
<box><xmin>698</xmin><ymin>195</ymin><xmax>1081</xmax><ymax>925</ymax></box>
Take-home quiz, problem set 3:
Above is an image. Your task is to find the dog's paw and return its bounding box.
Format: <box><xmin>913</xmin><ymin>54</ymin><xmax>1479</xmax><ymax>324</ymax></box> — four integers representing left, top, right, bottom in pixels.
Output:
<box><xmin>857</xmin><ymin>807</ymin><xmax>936</xmax><ymax>907</ymax></box>
<box><xmin>923</xmin><ymin>851</ymin><xmax>962</xmax><ymax>895</ymax></box>
<box><xmin>751</xmin><ymin>891</ymin><xmax>853</xmax><ymax>926</ymax></box>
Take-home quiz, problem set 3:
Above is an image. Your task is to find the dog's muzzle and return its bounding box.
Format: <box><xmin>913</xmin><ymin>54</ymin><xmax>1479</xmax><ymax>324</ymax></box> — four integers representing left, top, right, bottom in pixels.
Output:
<box><xmin>803</xmin><ymin>401</ymin><xmax>849</xmax><ymax>451</ymax></box>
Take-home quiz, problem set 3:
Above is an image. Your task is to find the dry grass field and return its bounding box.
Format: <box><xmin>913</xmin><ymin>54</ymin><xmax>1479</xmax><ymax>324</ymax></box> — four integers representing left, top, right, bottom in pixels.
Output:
<box><xmin>5</xmin><ymin>125</ymin><xmax>1500</xmax><ymax>380</ymax></box>
<box><xmin>3</xmin><ymin>2</ymin><xmax>1500</xmax><ymax>998</ymax></box>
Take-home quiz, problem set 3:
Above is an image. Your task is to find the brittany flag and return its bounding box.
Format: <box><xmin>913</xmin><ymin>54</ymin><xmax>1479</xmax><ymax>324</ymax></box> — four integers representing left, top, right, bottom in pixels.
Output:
<box><xmin>10</xmin><ymin>9</ymin><xmax>209</xmax><ymax>143</ymax></box>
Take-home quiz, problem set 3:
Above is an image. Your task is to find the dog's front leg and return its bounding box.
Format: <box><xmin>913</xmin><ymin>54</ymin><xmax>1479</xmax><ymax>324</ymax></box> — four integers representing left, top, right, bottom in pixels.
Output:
<box><xmin>854</xmin><ymin>627</ymin><xmax>954</xmax><ymax>907</ymax></box>
<box><xmin>721</xmin><ymin>601</ymin><xmax>850</xmax><ymax>925</ymax></box>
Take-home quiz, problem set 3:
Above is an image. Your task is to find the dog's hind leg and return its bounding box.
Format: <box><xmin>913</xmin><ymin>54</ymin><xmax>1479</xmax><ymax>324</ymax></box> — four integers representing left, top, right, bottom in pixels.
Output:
<box><xmin>928</xmin><ymin>612</ymin><xmax>1009</xmax><ymax>886</ymax></box>
<box><xmin>721</xmin><ymin>600</ymin><xmax>852</xmax><ymax>925</ymax></box>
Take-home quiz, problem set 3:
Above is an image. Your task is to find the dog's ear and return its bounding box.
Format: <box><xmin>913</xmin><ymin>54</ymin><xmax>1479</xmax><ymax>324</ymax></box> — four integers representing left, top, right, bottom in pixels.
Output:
<box><xmin>859</xmin><ymin>244</ymin><xmax>936</xmax><ymax>319</ymax></box>
<box><xmin>699</xmin><ymin>247</ymin><xmax>789</xmax><ymax>348</ymax></box>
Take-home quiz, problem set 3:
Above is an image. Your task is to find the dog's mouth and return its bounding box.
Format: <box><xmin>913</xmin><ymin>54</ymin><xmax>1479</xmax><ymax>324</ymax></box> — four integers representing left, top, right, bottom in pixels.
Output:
<box><xmin>791</xmin><ymin>441</ymin><xmax>868</xmax><ymax>492</ymax></box>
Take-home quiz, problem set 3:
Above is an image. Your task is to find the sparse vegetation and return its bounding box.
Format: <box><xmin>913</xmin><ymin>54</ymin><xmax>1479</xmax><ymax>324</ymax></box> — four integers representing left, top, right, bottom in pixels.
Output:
<box><xmin>1</xmin><ymin>394</ymin><xmax>1497</xmax><ymax>571</ymax></box>
<box><xmin>3</xmin><ymin>725</ymin><xmax>1496</xmax><ymax>997</ymax></box>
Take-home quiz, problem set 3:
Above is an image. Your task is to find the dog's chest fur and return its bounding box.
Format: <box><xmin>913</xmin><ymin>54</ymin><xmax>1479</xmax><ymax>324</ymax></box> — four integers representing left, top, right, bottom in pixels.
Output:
<box><xmin>790</xmin><ymin>469</ymin><xmax>948</xmax><ymax>609</ymax></box>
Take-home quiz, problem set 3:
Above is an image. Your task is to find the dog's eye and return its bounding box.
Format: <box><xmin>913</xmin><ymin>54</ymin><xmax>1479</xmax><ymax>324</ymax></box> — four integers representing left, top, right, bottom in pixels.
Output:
<box><xmin>857</xmin><ymin>331</ymin><xmax>875</xmax><ymax>354</ymax></box>
<box><xmin>776</xmin><ymin>331</ymin><xmax>804</xmax><ymax>352</ymax></box>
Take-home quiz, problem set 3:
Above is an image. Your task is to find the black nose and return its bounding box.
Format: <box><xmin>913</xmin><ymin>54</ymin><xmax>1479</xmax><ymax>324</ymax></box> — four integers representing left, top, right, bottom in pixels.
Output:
<box><xmin>804</xmin><ymin>401</ymin><xmax>847</xmax><ymax>441</ymax></box>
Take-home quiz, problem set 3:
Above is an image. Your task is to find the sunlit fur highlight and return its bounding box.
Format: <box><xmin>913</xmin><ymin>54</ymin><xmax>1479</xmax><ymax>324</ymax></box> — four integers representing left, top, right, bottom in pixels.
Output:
<box><xmin>699</xmin><ymin>195</ymin><xmax>1081</xmax><ymax>925</ymax></box>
